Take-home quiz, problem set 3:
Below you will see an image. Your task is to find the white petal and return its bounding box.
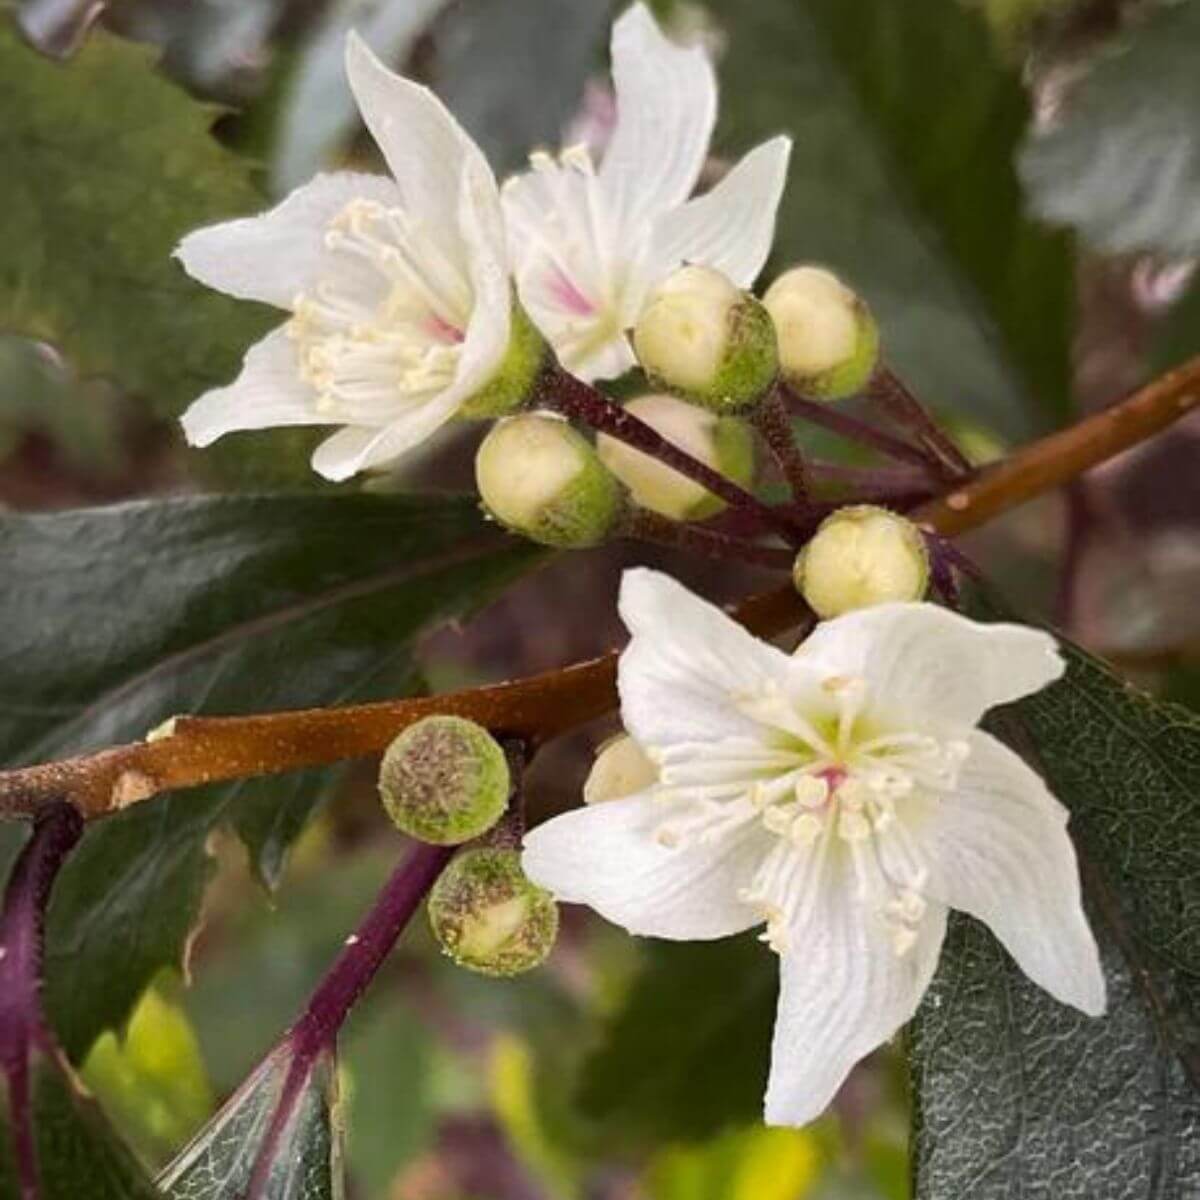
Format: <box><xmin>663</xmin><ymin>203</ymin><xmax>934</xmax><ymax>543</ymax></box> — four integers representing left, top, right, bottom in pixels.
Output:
<box><xmin>175</xmin><ymin>172</ymin><xmax>401</xmax><ymax>309</ymax></box>
<box><xmin>905</xmin><ymin>730</ymin><xmax>1105</xmax><ymax>1016</ymax></box>
<box><xmin>522</xmin><ymin>792</ymin><xmax>767</xmax><ymax>940</ymax></box>
<box><xmin>599</xmin><ymin>3</ymin><xmax>717</xmax><ymax>233</ymax></box>
<box><xmin>345</xmin><ymin>31</ymin><xmax>495</xmax><ymax>260</ymax></box>
<box><xmin>310</xmin><ymin>398</ymin><xmax>457</xmax><ymax>480</ymax></box>
<box><xmin>797</xmin><ymin>602</ymin><xmax>1064</xmax><ymax>731</ymax></box>
<box><xmin>180</xmin><ymin>327</ymin><xmax>322</xmax><ymax>446</ymax></box>
<box><xmin>572</xmin><ymin>331</ymin><xmax>638</xmax><ymax>383</ymax></box>
<box><xmin>765</xmin><ymin>871</ymin><xmax>947</xmax><ymax>1126</ymax></box>
<box><xmin>617</xmin><ymin>568</ymin><xmax>798</xmax><ymax>748</ymax></box>
<box><xmin>646</xmin><ymin>136</ymin><xmax>792</xmax><ymax>288</ymax></box>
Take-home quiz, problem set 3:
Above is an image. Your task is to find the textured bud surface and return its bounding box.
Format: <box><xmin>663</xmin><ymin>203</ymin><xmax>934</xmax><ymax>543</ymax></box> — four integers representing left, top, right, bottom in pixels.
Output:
<box><xmin>458</xmin><ymin>300</ymin><xmax>549</xmax><ymax>419</ymax></box>
<box><xmin>583</xmin><ymin>735</ymin><xmax>658</xmax><ymax>804</ymax></box>
<box><xmin>428</xmin><ymin>848</ymin><xmax>559</xmax><ymax>976</ymax></box>
<box><xmin>379</xmin><ymin>715</ymin><xmax>509</xmax><ymax>845</ymax></box>
<box><xmin>475</xmin><ymin>413</ymin><xmax>626</xmax><ymax>548</ymax></box>
<box><xmin>633</xmin><ymin>266</ymin><xmax>778</xmax><ymax>413</ymax></box>
<box><xmin>764</xmin><ymin>266</ymin><xmax>878</xmax><ymax>400</ymax></box>
<box><xmin>596</xmin><ymin>394</ymin><xmax>756</xmax><ymax>520</ymax></box>
<box><xmin>795</xmin><ymin>505</ymin><xmax>929</xmax><ymax>618</ymax></box>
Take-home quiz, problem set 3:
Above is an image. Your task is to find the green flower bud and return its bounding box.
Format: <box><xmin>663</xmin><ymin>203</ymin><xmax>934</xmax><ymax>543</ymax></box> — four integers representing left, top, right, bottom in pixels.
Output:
<box><xmin>379</xmin><ymin>716</ymin><xmax>509</xmax><ymax>845</ymax></box>
<box><xmin>794</xmin><ymin>505</ymin><xmax>929</xmax><ymax>618</ymax></box>
<box><xmin>763</xmin><ymin>266</ymin><xmax>879</xmax><ymax>400</ymax></box>
<box><xmin>458</xmin><ymin>301</ymin><xmax>550</xmax><ymax>419</ymax></box>
<box><xmin>428</xmin><ymin>848</ymin><xmax>559</xmax><ymax>977</ymax></box>
<box><xmin>475</xmin><ymin>412</ymin><xmax>627</xmax><ymax>548</ymax></box>
<box><xmin>583</xmin><ymin>735</ymin><xmax>658</xmax><ymax>804</ymax></box>
<box><xmin>632</xmin><ymin>266</ymin><xmax>778</xmax><ymax>413</ymax></box>
<box><xmin>595</xmin><ymin>393</ymin><xmax>756</xmax><ymax>521</ymax></box>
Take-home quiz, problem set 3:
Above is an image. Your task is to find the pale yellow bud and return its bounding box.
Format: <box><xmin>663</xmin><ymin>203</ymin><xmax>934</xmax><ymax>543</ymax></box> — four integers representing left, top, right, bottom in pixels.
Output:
<box><xmin>633</xmin><ymin>266</ymin><xmax>778</xmax><ymax>413</ymax></box>
<box><xmin>475</xmin><ymin>413</ymin><xmax>626</xmax><ymax>548</ymax></box>
<box><xmin>763</xmin><ymin>266</ymin><xmax>879</xmax><ymax>400</ymax></box>
<box><xmin>583</xmin><ymin>735</ymin><xmax>658</xmax><ymax>804</ymax></box>
<box><xmin>595</xmin><ymin>394</ymin><xmax>756</xmax><ymax>521</ymax></box>
<box><xmin>794</xmin><ymin>505</ymin><xmax>929</xmax><ymax>618</ymax></box>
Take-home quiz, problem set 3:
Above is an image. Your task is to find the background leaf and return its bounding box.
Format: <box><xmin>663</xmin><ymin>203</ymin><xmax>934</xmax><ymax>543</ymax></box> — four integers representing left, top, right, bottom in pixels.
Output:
<box><xmin>911</xmin><ymin>630</ymin><xmax>1200</xmax><ymax>1198</ymax></box>
<box><xmin>715</xmin><ymin>0</ymin><xmax>1073</xmax><ymax>435</ymax></box>
<box><xmin>1019</xmin><ymin>0</ymin><xmax>1200</xmax><ymax>259</ymax></box>
<box><xmin>0</xmin><ymin>494</ymin><xmax>542</xmax><ymax>1062</ymax></box>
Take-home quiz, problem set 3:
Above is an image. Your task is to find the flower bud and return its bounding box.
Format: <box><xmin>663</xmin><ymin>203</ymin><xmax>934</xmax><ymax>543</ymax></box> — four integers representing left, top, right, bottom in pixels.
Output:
<box><xmin>595</xmin><ymin>394</ymin><xmax>756</xmax><ymax>521</ymax></box>
<box><xmin>763</xmin><ymin>266</ymin><xmax>879</xmax><ymax>400</ymax></box>
<box><xmin>379</xmin><ymin>716</ymin><xmax>509</xmax><ymax>845</ymax></box>
<box><xmin>794</xmin><ymin>505</ymin><xmax>929</xmax><ymax>618</ymax></box>
<box><xmin>632</xmin><ymin>266</ymin><xmax>778</xmax><ymax>413</ymax></box>
<box><xmin>428</xmin><ymin>848</ymin><xmax>559</xmax><ymax>977</ymax></box>
<box><xmin>583</xmin><ymin>735</ymin><xmax>658</xmax><ymax>804</ymax></box>
<box><xmin>458</xmin><ymin>301</ymin><xmax>550</xmax><ymax>419</ymax></box>
<box><xmin>475</xmin><ymin>413</ymin><xmax>627</xmax><ymax>548</ymax></box>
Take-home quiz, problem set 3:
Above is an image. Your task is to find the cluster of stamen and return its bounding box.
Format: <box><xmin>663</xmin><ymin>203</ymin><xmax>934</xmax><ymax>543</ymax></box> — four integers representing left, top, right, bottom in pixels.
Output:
<box><xmin>647</xmin><ymin>674</ymin><xmax>969</xmax><ymax>960</ymax></box>
<box><xmin>286</xmin><ymin>199</ymin><xmax>469</xmax><ymax>422</ymax></box>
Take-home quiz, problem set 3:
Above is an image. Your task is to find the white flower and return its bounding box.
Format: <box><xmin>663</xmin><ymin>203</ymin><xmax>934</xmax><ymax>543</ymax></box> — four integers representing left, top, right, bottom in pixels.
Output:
<box><xmin>176</xmin><ymin>33</ymin><xmax>515</xmax><ymax>481</ymax></box>
<box><xmin>502</xmin><ymin>4</ymin><xmax>791</xmax><ymax>382</ymax></box>
<box><xmin>523</xmin><ymin>569</ymin><xmax>1105</xmax><ymax>1127</ymax></box>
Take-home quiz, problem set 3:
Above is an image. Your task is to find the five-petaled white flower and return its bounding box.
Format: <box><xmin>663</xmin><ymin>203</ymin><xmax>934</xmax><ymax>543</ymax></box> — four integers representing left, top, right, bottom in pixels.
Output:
<box><xmin>177</xmin><ymin>34</ymin><xmax>514</xmax><ymax>480</ymax></box>
<box><xmin>523</xmin><ymin>569</ymin><xmax>1105</xmax><ymax>1126</ymax></box>
<box><xmin>502</xmin><ymin>4</ymin><xmax>792</xmax><ymax>382</ymax></box>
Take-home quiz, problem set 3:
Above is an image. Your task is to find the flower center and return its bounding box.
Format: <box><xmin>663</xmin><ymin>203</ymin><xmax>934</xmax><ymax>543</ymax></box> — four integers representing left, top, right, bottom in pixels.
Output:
<box><xmin>648</xmin><ymin>674</ymin><xmax>970</xmax><ymax>959</ymax></box>
<box><xmin>286</xmin><ymin>199</ymin><xmax>470</xmax><ymax>423</ymax></box>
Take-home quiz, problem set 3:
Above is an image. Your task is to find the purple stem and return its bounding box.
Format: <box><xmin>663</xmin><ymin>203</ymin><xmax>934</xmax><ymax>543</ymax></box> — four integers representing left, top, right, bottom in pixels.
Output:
<box><xmin>805</xmin><ymin>460</ymin><xmax>936</xmax><ymax>499</ymax></box>
<box><xmin>779</xmin><ymin>384</ymin><xmax>939</xmax><ymax>472</ymax></box>
<box><xmin>244</xmin><ymin>843</ymin><xmax>452</xmax><ymax>1200</ymax></box>
<box><xmin>867</xmin><ymin>366</ymin><xmax>973</xmax><ymax>479</ymax></box>
<box><xmin>627</xmin><ymin>508</ymin><xmax>795</xmax><ymax>571</ymax></box>
<box><xmin>751</xmin><ymin>390</ymin><xmax>809</xmax><ymax>504</ymax></box>
<box><xmin>0</xmin><ymin>803</ymin><xmax>84</xmax><ymax>1200</ymax></box>
<box><xmin>540</xmin><ymin>366</ymin><xmax>807</xmax><ymax>546</ymax></box>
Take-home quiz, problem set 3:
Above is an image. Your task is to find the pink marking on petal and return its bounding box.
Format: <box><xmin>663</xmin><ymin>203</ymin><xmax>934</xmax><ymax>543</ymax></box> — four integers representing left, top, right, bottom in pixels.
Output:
<box><xmin>547</xmin><ymin>265</ymin><xmax>596</xmax><ymax>317</ymax></box>
<box><xmin>816</xmin><ymin>766</ymin><xmax>848</xmax><ymax>795</ymax></box>
<box><xmin>426</xmin><ymin>314</ymin><xmax>465</xmax><ymax>344</ymax></box>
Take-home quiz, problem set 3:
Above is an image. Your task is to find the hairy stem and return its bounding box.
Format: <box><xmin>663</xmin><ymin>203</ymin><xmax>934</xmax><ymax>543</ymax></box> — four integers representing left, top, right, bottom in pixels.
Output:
<box><xmin>753</xmin><ymin>389</ymin><xmax>810</xmax><ymax>503</ymax></box>
<box><xmin>1</xmin><ymin>356</ymin><xmax>1198</xmax><ymax>822</ymax></box>
<box><xmin>0</xmin><ymin>804</ymin><xmax>84</xmax><ymax>1200</ymax></box>
<box><xmin>780</xmin><ymin>384</ymin><xmax>940</xmax><ymax>471</ymax></box>
<box><xmin>867</xmin><ymin>365</ymin><xmax>973</xmax><ymax>479</ymax></box>
<box><xmin>626</xmin><ymin>508</ymin><xmax>795</xmax><ymax>570</ymax></box>
<box><xmin>542</xmin><ymin>366</ymin><xmax>805</xmax><ymax>545</ymax></box>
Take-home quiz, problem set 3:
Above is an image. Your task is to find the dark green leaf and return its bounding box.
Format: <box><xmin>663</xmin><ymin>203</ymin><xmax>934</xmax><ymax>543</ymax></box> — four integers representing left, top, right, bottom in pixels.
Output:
<box><xmin>0</xmin><ymin>21</ymin><xmax>269</xmax><ymax>420</ymax></box>
<box><xmin>1019</xmin><ymin>0</ymin><xmax>1200</xmax><ymax>258</ymax></box>
<box><xmin>157</xmin><ymin>1047</ymin><xmax>339</xmax><ymax>1200</ymax></box>
<box><xmin>577</xmin><ymin>935</ymin><xmax>775</xmax><ymax>1145</ymax></box>
<box><xmin>911</xmin><ymin>631</ymin><xmax>1200</xmax><ymax>1198</ymax></box>
<box><xmin>0</xmin><ymin>493</ymin><xmax>541</xmax><ymax>1060</ymax></box>
<box><xmin>716</xmin><ymin>0</ymin><xmax>1073</xmax><ymax>435</ymax></box>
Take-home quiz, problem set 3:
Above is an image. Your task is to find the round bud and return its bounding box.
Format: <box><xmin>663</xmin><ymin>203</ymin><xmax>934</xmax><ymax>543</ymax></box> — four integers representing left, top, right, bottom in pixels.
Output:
<box><xmin>475</xmin><ymin>413</ymin><xmax>627</xmax><ymax>548</ymax></box>
<box><xmin>763</xmin><ymin>266</ymin><xmax>879</xmax><ymax>400</ymax></box>
<box><xmin>632</xmin><ymin>266</ymin><xmax>778</xmax><ymax>413</ymax></box>
<box><xmin>379</xmin><ymin>716</ymin><xmax>509</xmax><ymax>845</ymax></box>
<box><xmin>458</xmin><ymin>300</ymin><xmax>549</xmax><ymax>419</ymax></box>
<box><xmin>583</xmin><ymin>735</ymin><xmax>658</xmax><ymax>804</ymax></box>
<box><xmin>595</xmin><ymin>394</ymin><xmax>756</xmax><ymax>521</ymax></box>
<box><xmin>428</xmin><ymin>848</ymin><xmax>559</xmax><ymax>977</ymax></box>
<box><xmin>794</xmin><ymin>505</ymin><xmax>929</xmax><ymax>618</ymax></box>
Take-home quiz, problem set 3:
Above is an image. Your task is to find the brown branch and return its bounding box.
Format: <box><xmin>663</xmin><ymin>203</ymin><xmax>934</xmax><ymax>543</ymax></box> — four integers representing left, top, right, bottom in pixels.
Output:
<box><xmin>2</xmin><ymin>357</ymin><xmax>1198</xmax><ymax>823</ymax></box>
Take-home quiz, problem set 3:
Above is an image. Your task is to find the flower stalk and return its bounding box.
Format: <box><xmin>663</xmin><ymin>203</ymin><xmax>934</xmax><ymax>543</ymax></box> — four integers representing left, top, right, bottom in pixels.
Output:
<box><xmin>867</xmin><ymin>366</ymin><xmax>973</xmax><ymax>479</ymax></box>
<box><xmin>626</xmin><ymin>508</ymin><xmax>796</xmax><ymax>570</ymax></box>
<box><xmin>751</xmin><ymin>389</ymin><xmax>810</xmax><ymax>504</ymax></box>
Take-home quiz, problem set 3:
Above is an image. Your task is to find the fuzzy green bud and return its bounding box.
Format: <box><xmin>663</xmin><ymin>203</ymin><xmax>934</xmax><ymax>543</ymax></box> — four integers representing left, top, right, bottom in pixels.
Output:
<box><xmin>379</xmin><ymin>716</ymin><xmax>509</xmax><ymax>845</ymax></box>
<box><xmin>475</xmin><ymin>413</ymin><xmax>626</xmax><ymax>548</ymax></box>
<box><xmin>583</xmin><ymin>735</ymin><xmax>658</xmax><ymax>804</ymax></box>
<box><xmin>632</xmin><ymin>266</ymin><xmax>778</xmax><ymax>413</ymax></box>
<box><xmin>428</xmin><ymin>848</ymin><xmax>559</xmax><ymax>977</ymax></box>
<box><xmin>595</xmin><ymin>393</ymin><xmax>756</xmax><ymax>521</ymax></box>
<box><xmin>763</xmin><ymin>266</ymin><xmax>879</xmax><ymax>400</ymax></box>
<box><xmin>457</xmin><ymin>301</ymin><xmax>550</xmax><ymax>419</ymax></box>
<box><xmin>794</xmin><ymin>505</ymin><xmax>929</xmax><ymax>618</ymax></box>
